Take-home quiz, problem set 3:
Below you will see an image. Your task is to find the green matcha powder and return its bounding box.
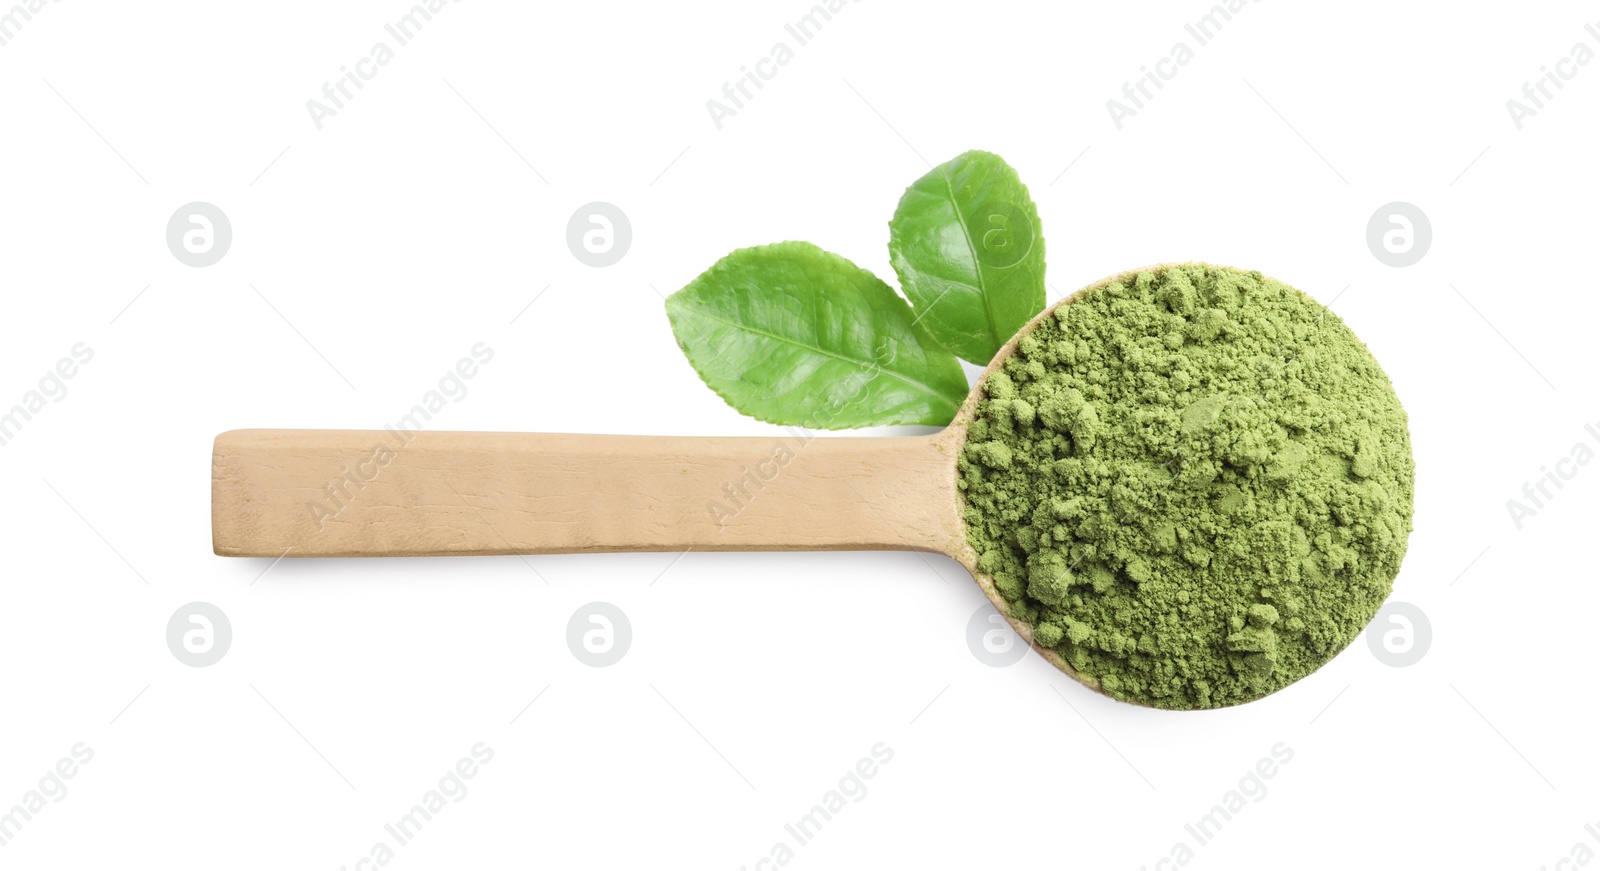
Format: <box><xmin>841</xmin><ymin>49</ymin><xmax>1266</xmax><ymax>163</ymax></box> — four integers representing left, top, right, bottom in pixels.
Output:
<box><xmin>958</xmin><ymin>264</ymin><xmax>1414</xmax><ymax>709</ymax></box>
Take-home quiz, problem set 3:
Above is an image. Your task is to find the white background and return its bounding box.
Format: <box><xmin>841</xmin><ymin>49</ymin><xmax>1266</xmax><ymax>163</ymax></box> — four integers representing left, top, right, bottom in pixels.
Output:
<box><xmin>2</xmin><ymin>1</ymin><xmax>1596</xmax><ymax>868</ymax></box>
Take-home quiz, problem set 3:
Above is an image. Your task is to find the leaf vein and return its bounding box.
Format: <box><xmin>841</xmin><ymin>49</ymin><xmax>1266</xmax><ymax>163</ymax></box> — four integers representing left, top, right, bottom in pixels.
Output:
<box><xmin>939</xmin><ymin>167</ymin><xmax>1002</xmax><ymax>347</ymax></box>
<box><xmin>675</xmin><ymin>304</ymin><xmax>958</xmax><ymax>407</ymax></box>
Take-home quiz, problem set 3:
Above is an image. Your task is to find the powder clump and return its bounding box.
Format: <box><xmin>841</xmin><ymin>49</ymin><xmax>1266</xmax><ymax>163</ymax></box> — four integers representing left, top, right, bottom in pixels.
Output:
<box><xmin>957</xmin><ymin>264</ymin><xmax>1414</xmax><ymax>709</ymax></box>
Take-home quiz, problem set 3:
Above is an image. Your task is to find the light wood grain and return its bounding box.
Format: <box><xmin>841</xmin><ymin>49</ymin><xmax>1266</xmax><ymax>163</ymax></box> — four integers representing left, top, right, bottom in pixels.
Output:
<box><xmin>212</xmin><ymin>428</ymin><xmax>967</xmax><ymax>558</ymax></box>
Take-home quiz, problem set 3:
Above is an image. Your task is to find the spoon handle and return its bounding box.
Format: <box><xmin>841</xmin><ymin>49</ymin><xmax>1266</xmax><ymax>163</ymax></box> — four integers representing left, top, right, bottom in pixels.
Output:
<box><xmin>212</xmin><ymin>429</ymin><xmax>961</xmax><ymax>558</ymax></box>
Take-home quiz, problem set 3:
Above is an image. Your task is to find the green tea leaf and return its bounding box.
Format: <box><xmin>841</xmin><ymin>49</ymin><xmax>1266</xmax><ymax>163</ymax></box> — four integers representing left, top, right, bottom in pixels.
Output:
<box><xmin>888</xmin><ymin>150</ymin><xmax>1046</xmax><ymax>365</ymax></box>
<box><xmin>665</xmin><ymin>241</ymin><xmax>968</xmax><ymax>428</ymax></box>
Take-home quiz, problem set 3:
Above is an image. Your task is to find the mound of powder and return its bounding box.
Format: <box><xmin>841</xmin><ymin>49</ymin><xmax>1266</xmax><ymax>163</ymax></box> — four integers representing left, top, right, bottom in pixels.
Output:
<box><xmin>957</xmin><ymin>264</ymin><xmax>1414</xmax><ymax>709</ymax></box>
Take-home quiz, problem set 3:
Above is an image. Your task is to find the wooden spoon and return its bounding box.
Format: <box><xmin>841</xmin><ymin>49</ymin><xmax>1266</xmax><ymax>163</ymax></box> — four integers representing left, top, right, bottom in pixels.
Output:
<box><xmin>213</xmin><ymin>271</ymin><xmax>1154</xmax><ymax>696</ymax></box>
